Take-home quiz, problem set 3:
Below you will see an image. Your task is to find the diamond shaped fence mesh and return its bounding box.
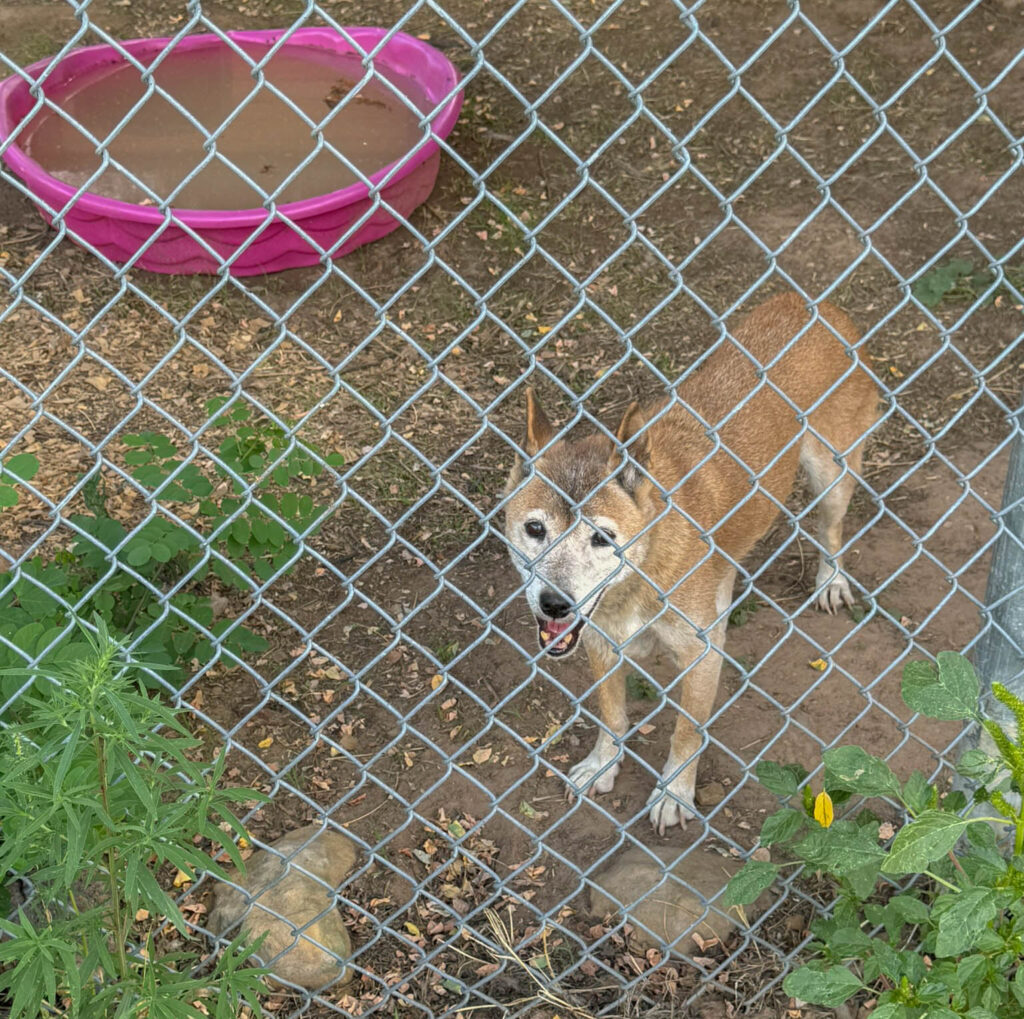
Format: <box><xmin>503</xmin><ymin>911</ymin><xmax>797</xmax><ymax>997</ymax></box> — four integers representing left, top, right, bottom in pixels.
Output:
<box><xmin>1</xmin><ymin>0</ymin><xmax>1023</xmax><ymax>1015</ymax></box>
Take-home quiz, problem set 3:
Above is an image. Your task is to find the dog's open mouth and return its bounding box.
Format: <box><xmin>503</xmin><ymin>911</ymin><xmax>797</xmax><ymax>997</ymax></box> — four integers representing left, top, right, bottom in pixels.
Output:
<box><xmin>537</xmin><ymin>615</ymin><xmax>586</xmax><ymax>657</ymax></box>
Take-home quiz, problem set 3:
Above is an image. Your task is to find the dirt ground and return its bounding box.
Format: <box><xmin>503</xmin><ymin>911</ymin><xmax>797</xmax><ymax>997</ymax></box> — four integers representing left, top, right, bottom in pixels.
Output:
<box><xmin>2</xmin><ymin>0</ymin><xmax>1024</xmax><ymax>1016</ymax></box>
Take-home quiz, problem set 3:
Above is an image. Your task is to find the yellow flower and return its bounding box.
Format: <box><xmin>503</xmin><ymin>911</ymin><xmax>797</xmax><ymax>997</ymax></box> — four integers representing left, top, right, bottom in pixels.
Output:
<box><xmin>813</xmin><ymin>790</ymin><xmax>834</xmax><ymax>828</ymax></box>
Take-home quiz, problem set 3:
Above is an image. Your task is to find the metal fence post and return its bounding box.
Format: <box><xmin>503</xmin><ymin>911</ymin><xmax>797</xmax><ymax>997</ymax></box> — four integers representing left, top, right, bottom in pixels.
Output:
<box><xmin>967</xmin><ymin>399</ymin><xmax>1024</xmax><ymax>762</ymax></box>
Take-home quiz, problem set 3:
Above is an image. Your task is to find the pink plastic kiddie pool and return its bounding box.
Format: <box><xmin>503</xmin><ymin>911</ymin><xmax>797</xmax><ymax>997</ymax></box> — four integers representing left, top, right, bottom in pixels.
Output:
<box><xmin>0</xmin><ymin>28</ymin><xmax>463</xmax><ymax>275</ymax></box>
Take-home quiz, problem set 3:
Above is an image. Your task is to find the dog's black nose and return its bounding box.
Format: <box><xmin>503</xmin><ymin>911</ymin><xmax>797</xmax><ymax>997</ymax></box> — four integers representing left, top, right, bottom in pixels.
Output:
<box><xmin>539</xmin><ymin>591</ymin><xmax>572</xmax><ymax>619</ymax></box>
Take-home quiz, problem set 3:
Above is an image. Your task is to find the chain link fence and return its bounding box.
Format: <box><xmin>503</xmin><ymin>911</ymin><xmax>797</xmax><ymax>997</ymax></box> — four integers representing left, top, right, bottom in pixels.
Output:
<box><xmin>1</xmin><ymin>0</ymin><xmax>1023</xmax><ymax>1015</ymax></box>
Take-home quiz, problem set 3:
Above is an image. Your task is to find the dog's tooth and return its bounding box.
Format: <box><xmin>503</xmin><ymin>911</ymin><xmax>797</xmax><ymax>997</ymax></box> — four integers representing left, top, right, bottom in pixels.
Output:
<box><xmin>540</xmin><ymin>631</ymin><xmax>551</xmax><ymax>643</ymax></box>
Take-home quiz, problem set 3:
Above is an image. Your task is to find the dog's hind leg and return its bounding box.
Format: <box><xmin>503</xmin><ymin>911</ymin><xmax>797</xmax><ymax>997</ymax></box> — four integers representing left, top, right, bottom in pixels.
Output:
<box><xmin>566</xmin><ymin>636</ymin><xmax>629</xmax><ymax>797</ymax></box>
<box><xmin>800</xmin><ymin>431</ymin><xmax>863</xmax><ymax>613</ymax></box>
<box><xmin>647</xmin><ymin>569</ymin><xmax>733</xmax><ymax>833</ymax></box>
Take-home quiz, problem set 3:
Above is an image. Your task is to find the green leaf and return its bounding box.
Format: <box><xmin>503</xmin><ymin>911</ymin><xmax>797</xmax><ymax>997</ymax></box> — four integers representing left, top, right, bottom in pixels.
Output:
<box><xmin>280</xmin><ymin>491</ymin><xmax>299</xmax><ymax>519</ymax></box>
<box><xmin>865</xmin><ymin>1005</ymin><xmax>906</xmax><ymax>1019</ymax></box>
<box><xmin>846</xmin><ymin>858</ymin><xmax>882</xmax><ymax>900</ymax></box>
<box><xmin>957</xmin><ymin>748</ymin><xmax>1001</xmax><ymax>782</ymax></box>
<box><xmin>759</xmin><ymin>808</ymin><xmax>806</xmax><ymax>847</ymax></box>
<box><xmin>957</xmin><ymin>953</ymin><xmax>990</xmax><ymax>997</ymax></box>
<box><xmin>934</xmin><ymin>887</ymin><xmax>998</xmax><ymax>958</ymax></box>
<box><xmin>123</xmin><ymin>448</ymin><xmax>154</xmax><ymax>465</ymax></box>
<box><xmin>132</xmin><ymin>463</ymin><xmax>172</xmax><ymax>487</ymax></box>
<box><xmin>902</xmin><ymin>653</ymin><xmax>980</xmax><ymax>721</ymax></box>
<box><xmin>797</xmin><ymin>820</ymin><xmax>886</xmax><ymax>876</ymax></box>
<box><xmin>881</xmin><ymin>811</ymin><xmax>972</xmax><ymax>875</ymax></box>
<box><xmin>755</xmin><ymin>760</ymin><xmax>807</xmax><ymax>798</ymax></box>
<box><xmin>822</xmin><ymin>924</ymin><xmax>873</xmax><ymax>958</ymax></box>
<box><xmin>783</xmin><ymin>961</ymin><xmax>862</xmax><ymax>1007</ymax></box>
<box><xmin>217</xmin><ymin>624</ymin><xmax>269</xmax><ymax>655</ymax></box>
<box><xmin>887</xmin><ymin>894</ymin><xmax>930</xmax><ymax>925</ymax></box>
<box><xmin>824</xmin><ymin>745</ymin><xmax>902</xmax><ymax>799</ymax></box>
<box><xmin>126</xmin><ymin>542</ymin><xmax>152</xmax><ymax>567</ymax></box>
<box><xmin>901</xmin><ymin>771</ymin><xmax>935</xmax><ymax>815</ymax></box>
<box><xmin>913</xmin><ymin>258</ymin><xmax>977</xmax><ymax>308</ymax></box>
<box><xmin>0</xmin><ymin>485</ymin><xmax>17</xmax><ymax>508</ymax></box>
<box><xmin>3</xmin><ymin>453</ymin><xmax>39</xmax><ymax>481</ymax></box>
<box><xmin>722</xmin><ymin>859</ymin><xmax>777</xmax><ymax>907</ymax></box>
<box><xmin>865</xmin><ymin>894</ymin><xmax>929</xmax><ymax>942</ymax></box>
<box><xmin>229</xmin><ymin>517</ymin><xmax>249</xmax><ymax>545</ymax></box>
<box><xmin>148</xmin><ymin>542</ymin><xmax>173</xmax><ymax>563</ymax></box>
<box><xmin>249</xmin><ymin>516</ymin><xmax>269</xmax><ymax>544</ymax></box>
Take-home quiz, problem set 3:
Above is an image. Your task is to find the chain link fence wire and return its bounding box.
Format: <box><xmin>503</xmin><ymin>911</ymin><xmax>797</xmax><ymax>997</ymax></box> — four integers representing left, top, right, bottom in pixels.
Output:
<box><xmin>1</xmin><ymin>0</ymin><xmax>1023</xmax><ymax>1014</ymax></box>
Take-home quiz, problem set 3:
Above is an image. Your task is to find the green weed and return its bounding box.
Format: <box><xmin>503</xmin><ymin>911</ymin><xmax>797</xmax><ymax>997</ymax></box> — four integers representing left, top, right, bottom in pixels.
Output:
<box><xmin>0</xmin><ymin>619</ymin><xmax>268</xmax><ymax>1017</ymax></box>
<box><xmin>626</xmin><ymin>671</ymin><xmax>659</xmax><ymax>701</ymax></box>
<box><xmin>0</xmin><ymin>400</ymin><xmax>344</xmax><ymax>687</ymax></box>
<box><xmin>727</xmin><ymin>652</ymin><xmax>1024</xmax><ymax>1017</ymax></box>
<box><xmin>729</xmin><ymin>596</ymin><xmax>761</xmax><ymax>627</ymax></box>
<box><xmin>913</xmin><ymin>257</ymin><xmax>1024</xmax><ymax>310</ymax></box>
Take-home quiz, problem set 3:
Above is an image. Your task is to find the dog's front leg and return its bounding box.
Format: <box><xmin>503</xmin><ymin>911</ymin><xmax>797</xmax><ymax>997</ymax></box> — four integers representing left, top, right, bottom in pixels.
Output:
<box><xmin>647</xmin><ymin>606</ymin><xmax>728</xmax><ymax>834</ymax></box>
<box><xmin>566</xmin><ymin>636</ymin><xmax>628</xmax><ymax>798</ymax></box>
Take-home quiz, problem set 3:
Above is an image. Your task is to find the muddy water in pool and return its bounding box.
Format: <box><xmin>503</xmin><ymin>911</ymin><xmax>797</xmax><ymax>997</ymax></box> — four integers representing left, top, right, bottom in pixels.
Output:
<box><xmin>24</xmin><ymin>45</ymin><xmax>426</xmax><ymax>210</ymax></box>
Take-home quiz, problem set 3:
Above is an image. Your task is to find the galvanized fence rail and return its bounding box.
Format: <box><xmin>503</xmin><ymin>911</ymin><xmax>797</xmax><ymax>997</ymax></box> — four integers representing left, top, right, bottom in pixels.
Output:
<box><xmin>1</xmin><ymin>0</ymin><xmax>1023</xmax><ymax>1015</ymax></box>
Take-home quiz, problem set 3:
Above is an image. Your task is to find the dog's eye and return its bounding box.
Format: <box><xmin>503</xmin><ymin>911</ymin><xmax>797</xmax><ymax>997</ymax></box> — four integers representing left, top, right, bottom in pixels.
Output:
<box><xmin>524</xmin><ymin>521</ymin><xmax>546</xmax><ymax>540</ymax></box>
<box><xmin>591</xmin><ymin>529</ymin><xmax>616</xmax><ymax>549</ymax></box>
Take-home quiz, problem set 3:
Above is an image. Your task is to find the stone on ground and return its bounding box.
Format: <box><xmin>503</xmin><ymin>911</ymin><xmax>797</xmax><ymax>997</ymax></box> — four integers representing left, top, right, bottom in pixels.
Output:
<box><xmin>207</xmin><ymin>824</ymin><xmax>358</xmax><ymax>991</ymax></box>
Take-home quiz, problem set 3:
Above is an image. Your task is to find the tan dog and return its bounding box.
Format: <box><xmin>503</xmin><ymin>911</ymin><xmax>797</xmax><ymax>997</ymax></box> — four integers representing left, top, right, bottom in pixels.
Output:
<box><xmin>503</xmin><ymin>293</ymin><xmax>879</xmax><ymax>833</ymax></box>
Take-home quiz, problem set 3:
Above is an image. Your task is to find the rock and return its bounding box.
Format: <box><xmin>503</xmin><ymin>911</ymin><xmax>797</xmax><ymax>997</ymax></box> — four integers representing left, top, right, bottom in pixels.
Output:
<box><xmin>589</xmin><ymin>846</ymin><xmax>774</xmax><ymax>951</ymax></box>
<box><xmin>207</xmin><ymin>824</ymin><xmax>358</xmax><ymax>991</ymax></box>
<box><xmin>696</xmin><ymin>781</ymin><xmax>726</xmax><ymax>807</ymax></box>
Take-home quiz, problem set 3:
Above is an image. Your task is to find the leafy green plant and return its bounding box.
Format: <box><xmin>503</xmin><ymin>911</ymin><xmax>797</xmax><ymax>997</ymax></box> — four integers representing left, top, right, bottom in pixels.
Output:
<box><xmin>0</xmin><ymin>401</ymin><xmax>343</xmax><ymax>687</ymax></box>
<box><xmin>0</xmin><ymin>452</ymin><xmax>38</xmax><ymax>508</ymax></box>
<box><xmin>913</xmin><ymin>257</ymin><xmax>1024</xmax><ymax>310</ymax></box>
<box><xmin>0</xmin><ymin>619</ymin><xmax>269</xmax><ymax>1017</ymax></box>
<box><xmin>728</xmin><ymin>596</ymin><xmax>761</xmax><ymax>627</ymax></box>
<box><xmin>127</xmin><ymin>398</ymin><xmax>344</xmax><ymax>588</ymax></box>
<box><xmin>626</xmin><ymin>671</ymin><xmax>659</xmax><ymax>701</ymax></box>
<box><xmin>434</xmin><ymin>638</ymin><xmax>461</xmax><ymax>666</ymax></box>
<box><xmin>726</xmin><ymin>652</ymin><xmax>1024</xmax><ymax>1017</ymax></box>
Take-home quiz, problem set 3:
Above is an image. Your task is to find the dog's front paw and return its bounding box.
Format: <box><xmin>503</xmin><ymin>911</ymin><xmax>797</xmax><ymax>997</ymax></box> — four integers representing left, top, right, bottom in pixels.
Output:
<box><xmin>646</xmin><ymin>773</ymin><xmax>696</xmax><ymax>835</ymax></box>
<box><xmin>815</xmin><ymin>566</ymin><xmax>854</xmax><ymax>614</ymax></box>
<box><xmin>567</xmin><ymin>750</ymin><xmax>620</xmax><ymax>800</ymax></box>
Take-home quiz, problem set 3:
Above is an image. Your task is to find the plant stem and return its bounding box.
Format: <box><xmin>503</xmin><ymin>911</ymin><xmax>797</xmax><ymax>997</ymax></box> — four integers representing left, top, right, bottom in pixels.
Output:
<box><xmin>923</xmin><ymin>870</ymin><xmax>960</xmax><ymax>893</ymax></box>
<box><xmin>946</xmin><ymin>849</ymin><xmax>969</xmax><ymax>881</ymax></box>
<box><xmin>96</xmin><ymin>733</ymin><xmax>130</xmax><ymax>982</ymax></box>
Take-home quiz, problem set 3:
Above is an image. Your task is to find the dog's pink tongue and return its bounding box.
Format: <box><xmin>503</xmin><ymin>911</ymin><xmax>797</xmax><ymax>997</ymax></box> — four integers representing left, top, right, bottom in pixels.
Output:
<box><xmin>544</xmin><ymin>619</ymin><xmax>572</xmax><ymax>636</ymax></box>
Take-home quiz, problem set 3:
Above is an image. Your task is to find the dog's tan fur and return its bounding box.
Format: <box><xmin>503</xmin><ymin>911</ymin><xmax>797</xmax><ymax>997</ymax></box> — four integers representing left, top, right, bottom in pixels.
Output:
<box><xmin>503</xmin><ymin>293</ymin><xmax>879</xmax><ymax>832</ymax></box>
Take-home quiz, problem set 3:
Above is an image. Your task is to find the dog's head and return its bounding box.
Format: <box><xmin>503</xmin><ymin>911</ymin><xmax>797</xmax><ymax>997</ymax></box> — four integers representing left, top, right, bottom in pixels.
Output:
<box><xmin>503</xmin><ymin>389</ymin><xmax>657</xmax><ymax>658</ymax></box>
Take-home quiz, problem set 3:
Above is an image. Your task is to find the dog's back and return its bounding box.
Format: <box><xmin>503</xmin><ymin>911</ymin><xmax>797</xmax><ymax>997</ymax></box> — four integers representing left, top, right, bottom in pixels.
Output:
<box><xmin>623</xmin><ymin>293</ymin><xmax>878</xmax><ymax>566</ymax></box>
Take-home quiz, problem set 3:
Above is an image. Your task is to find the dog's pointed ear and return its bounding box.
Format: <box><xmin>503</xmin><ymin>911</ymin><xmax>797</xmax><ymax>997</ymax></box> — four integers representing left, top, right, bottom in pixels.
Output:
<box><xmin>525</xmin><ymin>387</ymin><xmax>555</xmax><ymax>455</ymax></box>
<box><xmin>616</xmin><ymin>401</ymin><xmax>644</xmax><ymax>444</ymax></box>
<box><xmin>615</xmin><ymin>401</ymin><xmax>651</xmax><ymax>493</ymax></box>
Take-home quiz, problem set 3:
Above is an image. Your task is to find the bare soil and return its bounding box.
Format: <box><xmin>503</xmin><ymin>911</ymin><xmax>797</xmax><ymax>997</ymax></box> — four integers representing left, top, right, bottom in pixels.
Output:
<box><xmin>2</xmin><ymin>0</ymin><xmax>1024</xmax><ymax>1016</ymax></box>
